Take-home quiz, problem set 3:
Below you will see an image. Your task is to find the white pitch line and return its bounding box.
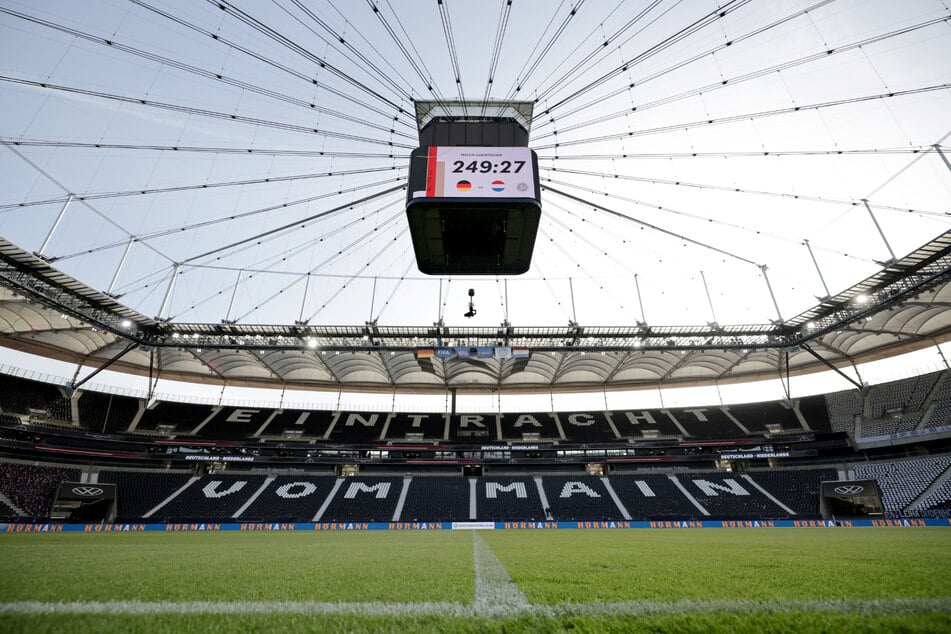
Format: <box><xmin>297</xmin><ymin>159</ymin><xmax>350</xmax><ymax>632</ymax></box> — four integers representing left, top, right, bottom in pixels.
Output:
<box><xmin>0</xmin><ymin>598</ymin><xmax>949</xmax><ymax>617</ymax></box>
<box><xmin>0</xmin><ymin>601</ymin><xmax>467</xmax><ymax>617</ymax></box>
<box><xmin>472</xmin><ymin>531</ymin><xmax>529</xmax><ymax>615</ymax></box>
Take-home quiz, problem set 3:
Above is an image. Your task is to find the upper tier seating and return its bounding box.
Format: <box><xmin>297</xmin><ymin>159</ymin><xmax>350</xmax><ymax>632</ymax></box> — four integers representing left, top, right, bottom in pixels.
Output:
<box><xmin>825</xmin><ymin>389</ymin><xmax>862</xmax><ymax>436</ymax></box>
<box><xmin>22</xmin><ymin>369</ymin><xmax>951</xmax><ymax>444</ymax></box>
<box><xmin>0</xmin><ymin>375</ymin><xmax>71</xmax><ymax>424</ymax></box>
<box><xmin>852</xmin><ymin>455</ymin><xmax>951</xmax><ymax>514</ymax></box>
<box><xmin>77</xmin><ymin>391</ymin><xmax>139</xmax><ymax>435</ymax></box>
<box><xmin>867</xmin><ymin>373</ymin><xmax>939</xmax><ymax>419</ymax></box>
<box><xmin>135</xmin><ymin>401</ymin><xmax>216</xmax><ymax>435</ymax></box>
<box><xmin>922</xmin><ymin>374</ymin><xmax>951</xmax><ymax>431</ymax></box>
<box><xmin>861</xmin><ymin>415</ymin><xmax>923</xmax><ymax>438</ymax></box>
<box><xmin>727</xmin><ymin>400</ymin><xmax>803</xmax><ymax>434</ymax></box>
<box><xmin>0</xmin><ymin>373</ymin><xmax>852</xmax><ymax>443</ymax></box>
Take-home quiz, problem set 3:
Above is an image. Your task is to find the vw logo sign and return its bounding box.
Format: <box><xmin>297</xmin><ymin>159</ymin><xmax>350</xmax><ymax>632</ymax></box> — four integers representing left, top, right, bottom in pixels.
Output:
<box><xmin>834</xmin><ymin>485</ymin><xmax>864</xmax><ymax>495</ymax></box>
<box><xmin>71</xmin><ymin>486</ymin><xmax>104</xmax><ymax>497</ymax></box>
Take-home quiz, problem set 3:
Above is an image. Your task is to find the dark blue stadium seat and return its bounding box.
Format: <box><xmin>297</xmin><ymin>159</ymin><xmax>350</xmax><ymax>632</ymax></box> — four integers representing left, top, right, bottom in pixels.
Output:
<box><xmin>558</xmin><ymin>412</ymin><xmax>619</xmax><ymax>442</ymax></box>
<box><xmin>237</xmin><ymin>475</ymin><xmax>338</xmax><ymax>521</ymax></box>
<box><xmin>674</xmin><ymin>472</ymin><xmax>796</xmax><ymax>518</ymax></box>
<box><xmin>608</xmin><ymin>474</ymin><xmax>706</xmax><ymax>519</ymax></box>
<box><xmin>317</xmin><ymin>476</ymin><xmax>405</xmax><ymax>522</ymax></box>
<box><xmin>0</xmin><ymin>461</ymin><xmax>81</xmax><ymax>517</ymax></box>
<box><xmin>498</xmin><ymin>412</ymin><xmax>562</xmax><ymax>440</ymax></box>
<box><xmin>611</xmin><ymin>409</ymin><xmax>682</xmax><ymax>439</ymax></box>
<box><xmin>135</xmin><ymin>401</ymin><xmax>216</xmax><ymax>435</ymax></box>
<box><xmin>667</xmin><ymin>407</ymin><xmax>743</xmax><ymax>438</ymax></box>
<box><xmin>98</xmin><ymin>469</ymin><xmax>195</xmax><ymax>520</ymax></box>
<box><xmin>326</xmin><ymin>412</ymin><xmax>389</xmax><ymax>442</ymax></box>
<box><xmin>144</xmin><ymin>473</ymin><xmax>267</xmax><ymax>521</ymax></box>
<box><xmin>0</xmin><ymin>375</ymin><xmax>71</xmax><ymax>424</ymax></box>
<box><xmin>447</xmin><ymin>413</ymin><xmax>498</xmax><ymax>441</ymax></box>
<box><xmin>259</xmin><ymin>408</ymin><xmax>336</xmax><ymax>439</ymax></box>
<box><xmin>194</xmin><ymin>406</ymin><xmax>275</xmax><ymax>439</ymax></box>
<box><xmin>77</xmin><ymin>391</ymin><xmax>140</xmax><ymax>435</ymax></box>
<box><xmin>541</xmin><ymin>475</ymin><xmax>624</xmax><ymax>521</ymax></box>
<box><xmin>475</xmin><ymin>476</ymin><xmax>545</xmax><ymax>521</ymax></box>
<box><xmin>382</xmin><ymin>412</ymin><xmax>447</xmax><ymax>441</ymax></box>
<box><xmin>726</xmin><ymin>401</ymin><xmax>802</xmax><ymax>434</ymax></box>
<box><xmin>398</xmin><ymin>476</ymin><xmax>471</xmax><ymax>521</ymax></box>
<box><xmin>748</xmin><ymin>468</ymin><xmax>837</xmax><ymax>517</ymax></box>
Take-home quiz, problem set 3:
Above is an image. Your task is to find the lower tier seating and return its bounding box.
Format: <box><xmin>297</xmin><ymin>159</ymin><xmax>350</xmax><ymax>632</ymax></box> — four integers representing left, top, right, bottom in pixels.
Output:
<box><xmin>1</xmin><ymin>461</ymin><xmax>948</xmax><ymax>522</ymax></box>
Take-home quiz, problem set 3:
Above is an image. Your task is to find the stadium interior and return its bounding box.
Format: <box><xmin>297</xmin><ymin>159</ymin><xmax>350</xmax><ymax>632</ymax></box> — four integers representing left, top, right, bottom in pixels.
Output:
<box><xmin>0</xmin><ymin>0</ymin><xmax>950</xmax><ymax>531</ymax></box>
<box><xmin>1</xmin><ymin>365</ymin><xmax>950</xmax><ymax>525</ymax></box>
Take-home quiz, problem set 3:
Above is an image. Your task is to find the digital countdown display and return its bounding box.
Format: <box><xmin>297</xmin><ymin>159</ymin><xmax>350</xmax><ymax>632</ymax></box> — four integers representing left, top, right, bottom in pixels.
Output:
<box><xmin>404</xmin><ymin>144</ymin><xmax>542</xmax><ymax>275</ymax></box>
<box><xmin>410</xmin><ymin>146</ymin><xmax>538</xmax><ymax>200</ymax></box>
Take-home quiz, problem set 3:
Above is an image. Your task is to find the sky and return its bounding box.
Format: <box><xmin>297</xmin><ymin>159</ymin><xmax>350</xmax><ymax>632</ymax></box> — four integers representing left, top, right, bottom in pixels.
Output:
<box><xmin>0</xmin><ymin>0</ymin><xmax>950</xmax><ymax>410</ymax></box>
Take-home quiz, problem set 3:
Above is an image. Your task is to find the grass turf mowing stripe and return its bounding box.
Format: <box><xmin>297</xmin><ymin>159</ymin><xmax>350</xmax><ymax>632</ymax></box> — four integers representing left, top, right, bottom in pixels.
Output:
<box><xmin>0</xmin><ymin>598</ymin><xmax>949</xmax><ymax>617</ymax></box>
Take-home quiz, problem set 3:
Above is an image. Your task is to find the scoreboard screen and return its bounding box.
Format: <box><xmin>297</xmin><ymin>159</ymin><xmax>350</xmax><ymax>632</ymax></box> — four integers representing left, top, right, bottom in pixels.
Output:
<box><xmin>409</xmin><ymin>146</ymin><xmax>539</xmax><ymax>201</ymax></box>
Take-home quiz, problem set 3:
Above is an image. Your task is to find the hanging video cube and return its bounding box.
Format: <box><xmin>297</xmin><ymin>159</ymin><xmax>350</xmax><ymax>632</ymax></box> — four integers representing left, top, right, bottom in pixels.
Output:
<box><xmin>406</xmin><ymin>145</ymin><xmax>541</xmax><ymax>275</ymax></box>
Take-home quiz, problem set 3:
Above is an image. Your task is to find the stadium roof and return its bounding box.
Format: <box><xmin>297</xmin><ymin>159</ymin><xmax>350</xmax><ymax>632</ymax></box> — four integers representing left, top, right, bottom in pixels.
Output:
<box><xmin>2</xmin><ymin>230</ymin><xmax>951</xmax><ymax>392</ymax></box>
<box><xmin>0</xmin><ymin>1</ymin><xmax>950</xmax><ymax>394</ymax></box>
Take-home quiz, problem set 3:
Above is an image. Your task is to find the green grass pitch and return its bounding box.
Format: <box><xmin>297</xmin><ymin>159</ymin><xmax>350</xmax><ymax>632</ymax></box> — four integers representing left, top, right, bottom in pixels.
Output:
<box><xmin>1</xmin><ymin>528</ymin><xmax>950</xmax><ymax>632</ymax></box>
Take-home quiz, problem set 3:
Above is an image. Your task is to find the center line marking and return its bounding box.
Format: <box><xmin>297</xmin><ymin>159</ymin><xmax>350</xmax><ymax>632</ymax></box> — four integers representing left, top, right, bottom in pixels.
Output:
<box><xmin>472</xmin><ymin>531</ymin><xmax>529</xmax><ymax>616</ymax></box>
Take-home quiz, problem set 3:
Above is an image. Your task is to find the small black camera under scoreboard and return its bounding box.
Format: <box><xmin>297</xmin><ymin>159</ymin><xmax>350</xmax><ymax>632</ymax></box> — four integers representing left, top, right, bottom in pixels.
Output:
<box><xmin>406</xmin><ymin>145</ymin><xmax>541</xmax><ymax>275</ymax></box>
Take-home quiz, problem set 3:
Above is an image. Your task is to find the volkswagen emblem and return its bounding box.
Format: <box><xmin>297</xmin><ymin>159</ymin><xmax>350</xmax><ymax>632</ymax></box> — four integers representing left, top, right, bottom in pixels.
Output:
<box><xmin>834</xmin><ymin>485</ymin><xmax>864</xmax><ymax>495</ymax></box>
<box><xmin>71</xmin><ymin>486</ymin><xmax>104</xmax><ymax>497</ymax></box>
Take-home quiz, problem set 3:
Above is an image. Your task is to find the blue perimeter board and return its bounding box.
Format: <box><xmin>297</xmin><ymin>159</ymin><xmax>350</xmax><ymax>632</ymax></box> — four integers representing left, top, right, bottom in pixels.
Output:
<box><xmin>3</xmin><ymin>518</ymin><xmax>949</xmax><ymax>533</ymax></box>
